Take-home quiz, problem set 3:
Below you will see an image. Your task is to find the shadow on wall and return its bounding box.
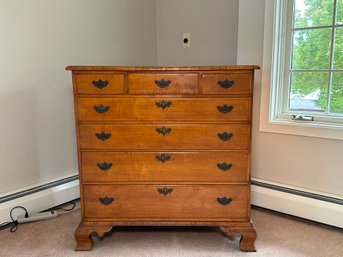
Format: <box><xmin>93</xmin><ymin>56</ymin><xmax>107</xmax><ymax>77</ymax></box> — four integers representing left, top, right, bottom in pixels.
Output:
<box><xmin>0</xmin><ymin>78</ymin><xmax>77</xmax><ymax>194</ymax></box>
<box><xmin>0</xmin><ymin>86</ymin><xmax>40</xmax><ymax>193</ymax></box>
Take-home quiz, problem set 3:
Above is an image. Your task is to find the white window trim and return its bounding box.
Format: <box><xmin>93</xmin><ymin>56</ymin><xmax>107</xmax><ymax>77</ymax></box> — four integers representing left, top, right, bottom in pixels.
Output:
<box><xmin>260</xmin><ymin>0</ymin><xmax>343</xmax><ymax>140</ymax></box>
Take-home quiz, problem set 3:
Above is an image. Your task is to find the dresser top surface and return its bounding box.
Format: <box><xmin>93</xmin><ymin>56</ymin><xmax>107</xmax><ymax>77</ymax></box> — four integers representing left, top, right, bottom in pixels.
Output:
<box><xmin>65</xmin><ymin>65</ymin><xmax>260</xmax><ymax>71</ymax></box>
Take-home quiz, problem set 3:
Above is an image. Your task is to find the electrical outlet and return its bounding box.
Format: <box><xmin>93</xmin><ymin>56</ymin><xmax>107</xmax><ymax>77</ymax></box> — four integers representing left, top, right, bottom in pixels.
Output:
<box><xmin>183</xmin><ymin>33</ymin><xmax>190</xmax><ymax>48</ymax></box>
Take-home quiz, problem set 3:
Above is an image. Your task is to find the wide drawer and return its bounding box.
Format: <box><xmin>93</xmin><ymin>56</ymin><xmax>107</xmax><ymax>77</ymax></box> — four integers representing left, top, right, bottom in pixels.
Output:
<box><xmin>81</xmin><ymin>151</ymin><xmax>249</xmax><ymax>182</ymax></box>
<box><xmin>128</xmin><ymin>73</ymin><xmax>198</xmax><ymax>94</ymax></box>
<box><xmin>79</xmin><ymin>124</ymin><xmax>250</xmax><ymax>150</ymax></box>
<box><xmin>75</xmin><ymin>73</ymin><xmax>125</xmax><ymax>94</ymax></box>
<box><xmin>83</xmin><ymin>184</ymin><xmax>248</xmax><ymax>219</ymax></box>
<box><xmin>77</xmin><ymin>97</ymin><xmax>251</xmax><ymax>121</ymax></box>
<box><xmin>200</xmin><ymin>72</ymin><xmax>252</xmax><ymax>95</ymax></box>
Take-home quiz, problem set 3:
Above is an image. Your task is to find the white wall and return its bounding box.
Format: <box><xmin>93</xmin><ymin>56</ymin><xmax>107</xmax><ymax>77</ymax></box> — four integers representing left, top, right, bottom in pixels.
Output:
<box><xmin>237</xmin><ymin>0</ymin><xmax>343</xmax><ymax>198</ymax></box>
<box><xmin>156</xmin><ymin>0</ymin><xmax>238</xmax><ymax>65</ymax></box>
<box><xmin>0</xmin><ymin>0</ymin><xmax>157</xmax><ymax>194</ymax></box>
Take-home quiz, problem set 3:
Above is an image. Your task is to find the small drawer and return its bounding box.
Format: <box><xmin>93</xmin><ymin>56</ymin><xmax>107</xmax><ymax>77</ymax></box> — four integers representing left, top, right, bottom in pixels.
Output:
<box><xmin>128</xmin><ymin>73</ymin><xmax>198</xmax><ymax>94</ymax></box>
<box><xmin>75</xmin><ymin>73</ymin><xmax>124</xmax><ymax>94</ymax></box>
<box><xmin>77</xmin><ymin>97</ymin><xmax>251</xmax><ymax>121</ymax></box>
<box><xmin>81</xmin><ymin>151</ymin><xmax>249</xmax><ymax>182</ymax></box>
<box><xmin>200</xmin><ymin>72</ymin><xmax>253</xmax><ymax>94</ymax></box>
<box><xmin>83</xmin><ymin>184</ymin><xmax>248</xmax><ymax>219</ymax></box>
<box><xmin>78</xmin><ymin>123</ymin><xmax>250</xmax><ymax>150</ymax></box>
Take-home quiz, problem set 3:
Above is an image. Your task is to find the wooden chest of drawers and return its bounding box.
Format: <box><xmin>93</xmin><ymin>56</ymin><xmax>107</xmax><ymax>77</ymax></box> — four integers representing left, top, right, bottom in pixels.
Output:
<box><xmin>66</xmin><ymin>65</ymin><xmax>259</xmax><ymax>252</ymax></box>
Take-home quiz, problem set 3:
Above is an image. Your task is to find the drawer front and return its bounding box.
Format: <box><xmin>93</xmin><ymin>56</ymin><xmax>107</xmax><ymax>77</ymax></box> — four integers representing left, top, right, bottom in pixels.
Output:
<box><xmin>81</xmin><ymin>151</ymin><xmax>249</xmax><ymax>182</ymax></box>
<box><xmin>79</xmin><ymin>124</ymin><xmax>250</xmax><ymax>150</ymax></box>
<box><xmin>77</xmin><ymin>97</ymin><xmax>251</xmax><ymax>121</ymax></box>
<box><xmin>201</xmin><ymin>72</ymin><xmax>252</xmax><ymax>95</ymax></box>
<box><xmin>83</xmin><ymin>185</ymin><xmax>248</xmax><ymax>219</ymax></box>
<box><xmin>128</xmin><ymin>73</ymin><xmax>198</xmax><ymax>94</ymax></box>
<box><xmin>76</xmin><ymin>73</ymin><xmax>125</xmax><ymax>94</ymax></box>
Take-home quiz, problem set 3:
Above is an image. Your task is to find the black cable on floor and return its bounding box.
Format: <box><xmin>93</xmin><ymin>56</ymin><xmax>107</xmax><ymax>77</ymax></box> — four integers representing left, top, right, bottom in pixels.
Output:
<box><xmin>0</xmin><ymin>206</ymin><xmax>28</xmax><ymax>232</ymax></box>
<box><xmin>50</xmin><ymin>201</ymin><xmax>76</xmax><ymax>212</ymax></box>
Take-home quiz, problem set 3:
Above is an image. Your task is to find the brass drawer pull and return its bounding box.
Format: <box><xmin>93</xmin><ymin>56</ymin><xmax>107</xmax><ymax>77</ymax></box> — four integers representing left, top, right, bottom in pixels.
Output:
<box><xmin>95</xmin><ymin>132</ymin><xmax>112</xmax><ymax>141</ymax></box>
<box><xmin>217</xmin><ymin>197</ymin><xmax>232</xmax><ymax>206</ymax></box>
<box><xmin>97</xmin><ymin>162</ymin><xmax>113</xmax><ymax>171</ymax></box>
<box><xmin>217</xmin><ymin>162</ymin><xmax>232</xmax><ymax>171</ymax></box>
<box><xmin>94</xmin><ymin>104</ymin><xmax>110</xmax><ymax>113</ymax></box>
<box><xmin>217</xmin><ymin>132</ymin><xmax>233</xmax><ymax>141</ymax></box>
<box><xmin>217</xmin><ymin>104</ymin><xmax>233</xmax><ymax>113</ymax></box>
<box><xmin>157</xmin><ymin>187</ymin><xmax>173</xmax><ymax>195</ymax></box>
<box><xmin>92</xmin><ymin>79</ymin><xmax>109</xmax><ymax>89</ymax></box>
<box><xmin>99</xmin><ymin>196</ymin><xmax>114</xmax><ymax>205</ymax></box>
<box><xmin>155</xmin><ymin>154</ymin><xmax>171</xmax><ymax>163</ymax></box>
<box><xmin>156</xmin><ymin>127</ymin><xmax>172</xmax><ymax>135</ymax></box>
<box><xmin>218</xmin><ymin>79</ymin><xmax>234</xmax><ymax>89</ymax></box>
<box><xmin>155</xmin><ymin>79</ymin><xmax>171</xmax><ymax>88</ymax></box>
<box><xmin>155</xmin><ymin>100</ymin><xmax>172</xmax><ymax>110</ymax></box>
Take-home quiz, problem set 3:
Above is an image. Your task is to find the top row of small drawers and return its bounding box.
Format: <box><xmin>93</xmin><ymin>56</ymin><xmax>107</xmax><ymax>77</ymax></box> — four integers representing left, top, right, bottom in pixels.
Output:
<box><xmin>75</xmin><ymin>72</ymin><xmax>253</xmax><ymax>95</ymax></box>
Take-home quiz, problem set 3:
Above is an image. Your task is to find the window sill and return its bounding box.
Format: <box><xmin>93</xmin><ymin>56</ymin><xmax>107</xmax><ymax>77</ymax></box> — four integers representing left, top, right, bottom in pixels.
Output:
<box><xmin>259</xmin><ymin>114</ymin><xmax>343</xmax><ymax>141</ymax></box>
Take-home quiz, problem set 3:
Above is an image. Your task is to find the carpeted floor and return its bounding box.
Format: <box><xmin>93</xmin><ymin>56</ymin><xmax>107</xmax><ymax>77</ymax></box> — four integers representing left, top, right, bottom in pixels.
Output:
<box><xmin>0</xmin><ymin>205</ymin><xmax>342</xmax><ymax>257</ymax></box>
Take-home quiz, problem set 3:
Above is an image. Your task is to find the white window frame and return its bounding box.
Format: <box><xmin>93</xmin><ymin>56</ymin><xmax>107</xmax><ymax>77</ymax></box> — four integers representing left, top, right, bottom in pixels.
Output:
<box><xmin>260</xmin><ymin>0</ymin><xmax>343</xmax><ymax>140</ymax></box>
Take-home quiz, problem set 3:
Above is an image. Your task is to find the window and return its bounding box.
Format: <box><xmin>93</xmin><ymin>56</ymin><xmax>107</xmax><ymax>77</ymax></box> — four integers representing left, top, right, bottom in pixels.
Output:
<box><xmin>267</xmin><ymin>0</ymin><xmax>343</xmax><ymax>130</ymax></box>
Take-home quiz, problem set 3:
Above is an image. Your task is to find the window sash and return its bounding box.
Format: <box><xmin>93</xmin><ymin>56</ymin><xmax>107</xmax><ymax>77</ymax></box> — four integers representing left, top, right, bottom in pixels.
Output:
<box><xmin>270</xmin><ymin>0</ymin><xmax>343</xmax><ymax>128</ymax></box>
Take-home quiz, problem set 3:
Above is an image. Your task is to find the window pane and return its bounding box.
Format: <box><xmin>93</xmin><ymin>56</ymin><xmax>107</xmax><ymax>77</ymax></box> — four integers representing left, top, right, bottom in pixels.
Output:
<box><xmin>330</xmin><ymin>73</ymin><xmax>343</xmax><ymax>113</ymax></box>
<box><xmin>292</xmin><ymin>28</ymin><xmax>331</xmax><ymax>70</ymax></box>
<box><xmin>294</xmin><ymin>0</ymin><xmax>334</xmax><ymax>28</ymax></box>
<box><xmin>333</xmin><ymin>27</ymin><xmax>343</xmax><ymax>69</ymax></box>
<box><xmin>289</xmin><ymin>72</ymin><xmax>329</xmax><ymax>112</ymax></box>
<box><xmin>337</xmin><ymin>0</ymin><xmax>343</xmax><ymax>25</ymax></box>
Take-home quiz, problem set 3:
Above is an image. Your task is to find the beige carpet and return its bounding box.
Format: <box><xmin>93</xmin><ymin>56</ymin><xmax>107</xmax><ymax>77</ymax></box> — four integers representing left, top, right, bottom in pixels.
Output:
<box><xmin>0</xmin><ymin>206</ymin><xmax>342</xmax><ymax>257</ymax></box>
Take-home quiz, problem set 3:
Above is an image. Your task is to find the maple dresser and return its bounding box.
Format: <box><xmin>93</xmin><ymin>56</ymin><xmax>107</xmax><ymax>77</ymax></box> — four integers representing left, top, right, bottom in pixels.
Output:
<box><xmin>66</xmin><ymin>65</ymin><xmax>259</xmax><ymax>252</ymax></box>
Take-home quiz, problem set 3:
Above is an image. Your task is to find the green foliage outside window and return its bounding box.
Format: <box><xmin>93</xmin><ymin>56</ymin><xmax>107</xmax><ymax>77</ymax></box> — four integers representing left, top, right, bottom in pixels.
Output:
<box><xmin>290</xmin><ymin>0</ymin><xmax>343</xmax><ymax>114</ymax></box>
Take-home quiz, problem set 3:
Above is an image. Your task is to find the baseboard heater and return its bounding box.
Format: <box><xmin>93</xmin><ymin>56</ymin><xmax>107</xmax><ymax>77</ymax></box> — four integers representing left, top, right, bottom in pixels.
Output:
<box><xmin>251</xmin><ymin>179</ymin><xmax>343</xmax><ymax>228</ymax></box>
<box><xmin>251</xmin><ymin>180</ymin><xmax>343</xmax><ymax>205</ymax></box>
<box><xmin>0</xmin><ymin>175</ymin><xmax>79</xmax><ymax>204</ymax></box>
<box><xmin>0</xmin><ymin>175</ymin><xmax>80</xmax><ymax>224</ymax></box>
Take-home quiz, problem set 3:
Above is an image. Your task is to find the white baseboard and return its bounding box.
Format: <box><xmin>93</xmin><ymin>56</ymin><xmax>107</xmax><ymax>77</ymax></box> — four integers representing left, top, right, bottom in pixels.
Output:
<box><xmin>0</xmin><ymin>176</ymin><xmax>80</xmax><ymax>224</ymax></box>
<box><xmin>251</xmin><ymin>179</ymin><xmax>343</xmax><ymax>228</ymax></box>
